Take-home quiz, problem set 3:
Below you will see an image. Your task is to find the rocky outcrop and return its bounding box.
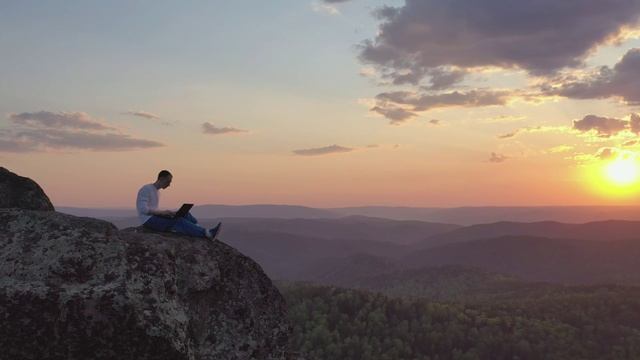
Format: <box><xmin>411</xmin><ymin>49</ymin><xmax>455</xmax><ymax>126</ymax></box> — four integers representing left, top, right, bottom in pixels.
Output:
<box><xmin>0</xmin><ymin>167</ymin><xmax>54</xmax><ymax>211</ymax></box>
<box><xmin>0</xmin><ymin>169</ymin><xmax>289</xmax><ymax>359</ymax></box>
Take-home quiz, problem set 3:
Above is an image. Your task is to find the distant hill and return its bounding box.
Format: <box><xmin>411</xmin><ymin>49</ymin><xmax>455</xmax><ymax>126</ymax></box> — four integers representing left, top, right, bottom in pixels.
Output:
<box><xmin>60</xmin><ymin>204</ymin><xmax>640</xmax><ymax>225</ymax></box>
<box><xmin>331</xmin><ymin>205</ymin><xmax>640</xmax><ymax>225</ymax></box>
<box><xmin>192</xmin><ymin>204</ymin><xmax>341</xmax><ymax>219</ymax></box>
<box><xmin>300</xmin><ymin>253</ymin><xmax>403</xmax><ymax>285</ymax></box>
<box><xmin>419</xmin><ymin>219</ymin><xmax>640</xmax><ymax>248</ymax></box>
<box><xmin>59</xmin><ymin>204</ymin><xmax>340</xmax><ymax>220</ymax></box>
<box><xmin>406</xmin><ymin>235</ymin><xmax>640</xmax><ymax>284</ymax></box>
<box><xmin>213</xmin><ymin>228</ymin><xmax>409</xmax><ymax>281</ymax></box>
<box><xmin>216</xmin><ymin>216</ymin><xmax>459</xmax><ymax>245</ymax></box>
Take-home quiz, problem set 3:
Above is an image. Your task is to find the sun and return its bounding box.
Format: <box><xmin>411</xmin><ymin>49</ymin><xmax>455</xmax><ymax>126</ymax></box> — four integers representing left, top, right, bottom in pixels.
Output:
<box><xmin>582</xmin><ymin>153</ymin><xmax>640</xmax><ymax>199</ymax></box>
<box><xmin>604</xmin><ymin>158</ymin><xmax>640</xmax><ymax>186</ymax></box>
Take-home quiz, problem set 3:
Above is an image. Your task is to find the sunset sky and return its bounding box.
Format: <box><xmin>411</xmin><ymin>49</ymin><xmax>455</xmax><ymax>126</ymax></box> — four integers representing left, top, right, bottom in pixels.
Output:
<box><xmin>3</xmin><ymin>0</ymin><xmax>640</xmax><ymax>208</ymax></box>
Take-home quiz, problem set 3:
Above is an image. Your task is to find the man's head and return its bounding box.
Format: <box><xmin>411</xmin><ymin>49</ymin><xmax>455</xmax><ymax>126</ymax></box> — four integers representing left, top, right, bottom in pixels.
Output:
<box><xmin>155</xmin><ymin>170</ymin><xmax>173</xmax><ymax>189</ymax></box>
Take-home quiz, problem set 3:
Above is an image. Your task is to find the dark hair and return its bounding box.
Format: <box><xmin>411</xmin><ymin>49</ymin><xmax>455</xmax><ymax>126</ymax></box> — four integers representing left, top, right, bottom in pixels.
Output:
<box><xmin>157</xmin><ymin>170</ymin><xmax>172</xmax><ymax>180</ymax></box>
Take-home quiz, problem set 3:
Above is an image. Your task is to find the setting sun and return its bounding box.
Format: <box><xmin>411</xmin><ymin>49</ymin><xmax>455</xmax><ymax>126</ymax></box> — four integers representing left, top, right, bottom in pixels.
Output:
<box><xmin>605</xmin><ymin>157</ymin><xmax>640</xmax><ymax>186</ymax></box>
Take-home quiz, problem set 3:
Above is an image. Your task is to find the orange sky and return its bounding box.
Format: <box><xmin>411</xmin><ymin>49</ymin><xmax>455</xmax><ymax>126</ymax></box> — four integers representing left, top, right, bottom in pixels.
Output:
<box><xmin>3</xmin><ymin>1</ymin><xmax>640</xmax><ymax>208</ymax></box>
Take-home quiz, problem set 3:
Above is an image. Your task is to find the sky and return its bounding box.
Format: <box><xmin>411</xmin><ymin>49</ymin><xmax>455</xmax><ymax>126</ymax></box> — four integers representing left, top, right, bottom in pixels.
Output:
<box><xmin>3</xmin><ymin>0</ymin><xmax>640</xmax><ymax>208</ymax></box>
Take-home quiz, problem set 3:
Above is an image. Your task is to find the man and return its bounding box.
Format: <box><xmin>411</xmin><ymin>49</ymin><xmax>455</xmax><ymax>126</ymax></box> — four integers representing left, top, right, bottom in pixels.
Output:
<box><xmin>136</xmin><ymin>170</ymin><xmax>222</xmax><ymax>239</ymax></box>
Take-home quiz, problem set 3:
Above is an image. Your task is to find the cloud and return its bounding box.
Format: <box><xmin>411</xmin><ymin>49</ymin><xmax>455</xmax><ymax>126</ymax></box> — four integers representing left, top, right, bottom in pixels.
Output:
<box><xmin>370</xmin><ymin>105</ymin><xmax>417</xmax><ymax>124</ymax></box>
<box><xmin>360</xmin><ymin>0</ymin><xmax>640</xmax><ymax>87</ymax></box>
<box><xmin>372</xmin><ymin>89</ymin><xmax>512</xmax><ymax>123</ymax></box>
<box><xmin>1</xmin><ymin>111</ymin><xmax>163</xmax><ymax>153</ymax></box>
<box><xmin>575</xmin><ymin>147</ymin><xmax>638</xmax><ymax>163</ymax></box>
<box><xmin>312</xmin><ymin>2</ymin><xmax>340</xmax><ymax>15</ymax></box>
<box><xmin>322</xmin><ymin>0</ymin><xmax>351</xmax><ymax>2</ymax></box>
<box><xmin>547</xmin><ymin>145</ymin><xmax>574</xmax><ymax>153</ymax></box>
<box><xmin>497</xmin><ymin>125</ymin><xmax>570</xmax><ymax>139</ymax></box>
<box><xmin>489</xmin><ymin>152</ymin><xmax>508</xmax><ymax>163</ymax></box>
<box><xmin>428</xmin><ymin>119</ymin><xmax>440</xmax><ymax>125</ymax></box>
<box><xmin>293</xmin><ymin>144</ymin><xmax>354</xmax><ymax>156</ymax></box>
<box><xmin>596</xmin><ymin>147</ymin><xmax>617</xmax><ymax>160</ymax></box>
<box><xmin>629</xmin><ymin>113</ymin><xmax>640</xmax><ymax>134</ymax></box>
<box><xmin>9</xmin><ymin>111</ymin><xmax>115</xmax><ymax>131</ymax></box>
<box><xmin>573</xmin><ymin>114</ymin><xmax>628</xmax><ymax>137</ymax></box>
<box><xmin>544</xmin><ymin>48</ymin><xmax>640</xmax><ymax>104</ymax></box>
<box><xmin>623</xmin><ymin>139</ymin><xmax>639</xmax><ymax>146</ymax></box>
<box><xmin>481</xmin><ymin>115</ymin><xmax>527</xmax><ymax>124</ymax></box>
<box><xmin>0</xmin><ymin>129</ymin><xmax>163</xmax><ymax>152</ymax></box>
<box><xmin>202</xmin><ymin>122</ymin><xmax>248</xmax><ymax>135</ymax></box>
<box><xmin>377</xmin><ymin>90</ymin><xmax>511</xmax><ymax>111</ymax></box>
<box><xmin>123</xmin><ymin>110</ymin><xmax>160</xmax><ymax>120</ymax></box>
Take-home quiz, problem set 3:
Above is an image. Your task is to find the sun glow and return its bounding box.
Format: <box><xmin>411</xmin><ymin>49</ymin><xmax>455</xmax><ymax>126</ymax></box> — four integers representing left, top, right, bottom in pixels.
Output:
<box><xmin>583</xmin><ymin>154</ymin><xmax>640</xmax><ymax>199</ymax></box>
<box><xmin>605</xmin><ymin>157</ymin><xmax>640</xmax><ymax>185</ymax></box>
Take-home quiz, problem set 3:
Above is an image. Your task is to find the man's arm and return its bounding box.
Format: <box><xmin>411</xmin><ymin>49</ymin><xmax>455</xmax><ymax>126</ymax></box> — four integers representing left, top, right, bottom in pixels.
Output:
<box><xmin>136</xmin><ymin>187</ymin><xmax>174</xmax><ymax>217</ymax></box>
<box><xmin>149</xmin><ymin>208</ymin><xmax>175</xmax><ymax>217</ymax></box>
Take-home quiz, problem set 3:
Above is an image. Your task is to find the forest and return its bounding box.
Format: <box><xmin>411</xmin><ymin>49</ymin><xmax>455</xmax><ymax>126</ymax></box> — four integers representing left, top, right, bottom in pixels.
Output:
<box><xmin>281</xmin><ymin>282</ymin><xmax>640</xmax><ymax>360</ymax></box>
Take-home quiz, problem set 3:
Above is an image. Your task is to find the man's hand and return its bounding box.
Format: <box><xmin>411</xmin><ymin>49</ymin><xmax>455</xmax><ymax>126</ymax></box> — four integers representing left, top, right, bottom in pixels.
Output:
<box><xmin>160</xmin><ymin>210</ymin><xmax>176</xmax><ymax>217</ymax></box>
<box><xmin>152</xmin><ymin>209</ymin><xmax>175</xmax><ymax>217</ymax></box>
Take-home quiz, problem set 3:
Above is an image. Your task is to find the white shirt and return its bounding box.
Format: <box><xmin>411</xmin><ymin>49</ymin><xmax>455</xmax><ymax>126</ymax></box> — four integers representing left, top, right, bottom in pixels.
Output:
<box><xmin>136</xmin><ymin>183</ymin><xmax>159</xmax><ymax>225</ymax></box>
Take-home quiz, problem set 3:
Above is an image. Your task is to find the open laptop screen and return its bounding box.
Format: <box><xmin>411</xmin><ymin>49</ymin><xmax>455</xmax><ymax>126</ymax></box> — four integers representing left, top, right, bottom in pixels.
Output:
<box><xmin>174</xmin><ymin>203</ymin><xmax>193</xmax><ymax>218</ymax></box>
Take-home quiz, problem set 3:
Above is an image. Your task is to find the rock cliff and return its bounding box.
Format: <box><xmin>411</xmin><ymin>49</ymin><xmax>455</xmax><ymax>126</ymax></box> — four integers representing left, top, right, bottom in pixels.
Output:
<box><xmin>0</xmin><ymin>168</ymin><xmax>289</xmax><ymax>359</ymax></box>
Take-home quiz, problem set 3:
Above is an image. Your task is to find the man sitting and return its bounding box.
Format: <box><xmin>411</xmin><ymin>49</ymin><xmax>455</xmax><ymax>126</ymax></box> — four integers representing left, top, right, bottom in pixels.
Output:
<box><xmin>136</xmin><ymin>170</ymin><xmax>221</xmax><ymax>239</ymax></box>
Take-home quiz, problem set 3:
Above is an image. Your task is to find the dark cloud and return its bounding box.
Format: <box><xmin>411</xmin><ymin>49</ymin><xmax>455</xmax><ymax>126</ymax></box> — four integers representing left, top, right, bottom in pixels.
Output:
<box><xmin>429</xmin><ymin>119</ymin><xmax>440</xmax><ymax>125</ymax></box>
<box><xmin>9</xmin><ymin>111</ymin><xmax>115</xmax><ymax>130</ymax></box>
<box><xmin>424</xmin><ymin>68</ymin><xmax>468</xmax><ymax>90</ymax></box>
<box><xmin>322</xmin><ymin>0</ymin><xmax>351</xmax><ymax>2</ymax></box>
<box><xmin>201</xmin><ymin>122</ymin><xmax>248</xmax><ymax>135</ymax></box>
<box><xmin>360</xmin><ymin>0</ymin><xmax>640</xmax><ymax>87</ymax></box>
<box><xmin>573</xmin><ymin>114</ymin><xmax>628</xmax><ymax>137</ymax></box>
<box><xmin>489</xmin><ymin>152</ymin><xmax>508</xmax><ymax>163</ymax></box>
<box><xmin>623</xmin><ymin>139</ymin><xmax>638</xmax><ymax>146</ymax></box>
<box><xmin>123</xmin><ymin>110</ymin><xmax>160</xmax><ymax>120</ymax></box>
<box><xmin>1</xmin><ymin>111</ymin><xmax>163</xmax><ymax>152</ymax></box>
<box><xmin>293</xmin><ymin>144</ymin><xmax>353</xmax><ymax>156</ymax></box>
<box><xmin>546</xmin><ymin>48</ymin><xmax>640</xmax><ymax>104</ymax></box>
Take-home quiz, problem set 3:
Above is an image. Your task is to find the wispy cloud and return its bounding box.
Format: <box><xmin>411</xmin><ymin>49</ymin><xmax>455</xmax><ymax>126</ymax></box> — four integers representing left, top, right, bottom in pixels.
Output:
<box><xmin>9</xmin><ymin>111</ymin><xmax>115</xmax><ymax>131</ymax></box>
<box><xmin>547</xmin><ymin>145</ymin><xmax>574</xmax><ymax>154</ymax></box>
<box><xmin>488</xmin><ymin>152</ymin><xmax>508</xmax><ymax>163</ymax></box>
<box><xmin>372</xmin><ymin>89</ymin><xmax>512</xmax><ymax>124</ymax></box>
<box><xmin>202</xmin><ymin>122</ymin><xmax>248</xmax><ymax>135</ymax></box>
<box><xmin>0</xmin><ymin>111</ymin><xmax>163</xmax><ymax>153</ymax></box>
<box><xmin>293</xmin><ymin>144</ymin><xmax>353</xmax><ymax>156</ymax></box>
<box><xmin>123</xmin><ymin>110</ymin><xmax>161</xmax><ymax>120</ymax></box>
<box><xmin>311</xmin><ymin>2</ymin><xmax>340</xmax><ymax>15</ymax></box>
<box><xmin>497</xmin><ymin>125</ymin><xmax>570</xmax><ymax>139</ymax></box>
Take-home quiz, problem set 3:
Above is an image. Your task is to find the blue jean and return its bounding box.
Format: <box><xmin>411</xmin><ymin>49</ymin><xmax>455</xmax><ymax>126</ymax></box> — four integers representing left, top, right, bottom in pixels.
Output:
<box><xmin>143</xmin><ymin>212</ymin><xmax>206</xmax><ymax>237</ymax></box>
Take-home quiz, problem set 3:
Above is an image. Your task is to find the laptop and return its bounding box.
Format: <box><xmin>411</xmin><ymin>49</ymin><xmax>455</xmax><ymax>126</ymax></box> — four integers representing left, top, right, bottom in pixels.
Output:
<box><xmin>165</xmin><ymin>203</ymin><xmax>193</xmax><ymax>219</ymax></box>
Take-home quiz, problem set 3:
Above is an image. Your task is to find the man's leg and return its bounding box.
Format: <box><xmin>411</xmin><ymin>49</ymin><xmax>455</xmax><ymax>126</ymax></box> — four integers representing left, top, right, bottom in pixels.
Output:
<box><xmin>171</xmin><ymin>218</ymin><xmax>207</xmax><ymax>237</ymax></box>
<box><xmin>184</xmin><ymin>212</ymin><xmax>198</xmax><ymax>224</ymax></box>
<box><xmin>143</xmin><ymin>215</ymin><xmax>176</xmax><ymax>232</ymax></box>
